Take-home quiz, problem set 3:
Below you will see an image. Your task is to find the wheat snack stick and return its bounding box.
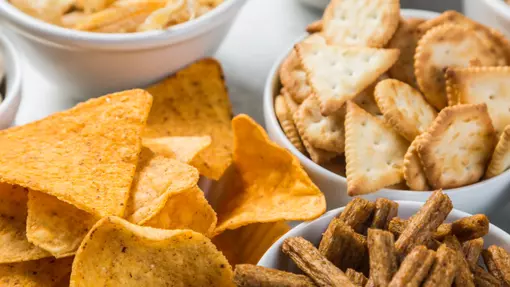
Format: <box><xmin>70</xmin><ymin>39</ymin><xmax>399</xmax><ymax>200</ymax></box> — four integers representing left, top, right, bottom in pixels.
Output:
<box><xmin>306</xmin><ymin>20</ymin><xmax>322</xmax><ymax>33</ymax></box>
<box><xmin>275</xmin><ymin>95</ymin><xmax>306</xmax><ymax>154</ymax></box>
<box><xmin>388</xmin><ymin>245</ymin><xmax>436</xmax><ymax>287</ymax></box>
<box><xmin>418</xmin><ymin>104</ymin><xmax>496</xmax><ymax>189</ymax></box>
<box><xmin>415</xmin><ymin>24</ymin><xmax>500</xmax><ymax>110</ymax></box>
<box><xmin>473</xmin><ymin>265</ymin><xmax>505</xmax><ymax>287</ymax></box>
<box><xmin>445</xmin><ymin>67</ymin><xmax>510</xmax><ymax>134</ymax></box>
<box><xmin>367</xmin><ymin>229</ymin><xmax>398</xmax><ymax>286</ymax></box>
<box><xmin>387</xmin><ymin>19</ymin><xmax>421</xmax><ymax>88</ymax></box>
<box><xmin>374</xmin><ymin>79</ymin><xmax>437</xmax><ymax>141</ymax></box>
<box><xmin>452</xmin><ymin>214</ymin><xmax>490</xmax><ymax>242</ymax></box>
<box><xmin>233</xmin><ymin>264</ymin><xmax>316</xmax><ymax>287</ymax></box>
<box><xmin>444</xmin><ymin>235</ymin><xmax>476</xmax><ymax>287</ymax></box>
<box><xmin>486</xmin><ymin>125</ymin><xmax>510</xmax><ymax>178</ymax></box>
<box><xmin>322</xmin><ymin>0</ymin><xmax>399</xmax><ymax>47</ymax></box>
<box><xmin>282</xmin><ymin>88</ymin><xmax>300</xmax><ymax>115</ymax></box>
<box><xmin>389</xmin><ymin>217</ymin><xmax>446</xmax><ymax>242</ymax></box>
<box><xmin>345</xmin><ymin>268</ymin><xmax>368</xmax><ymax>287</ymax></box>
<box><xmin>370</xmin><ymin>198</ymin><xmax>398</xmax><ymax>230</ymax></box>
<box><xmin>434</xmin><ymin>223</ymin><xmax>452</xmax><ymax>241</ymax></box>
<box><xmin>344</xmin><ymin>102</ymin><xmax>409</xmax><ymax>195</ymax></box>
<box><xmin>282</xmin><ymin>237</ymin><xmax>355</xmax><ymax>287</ymax></box>
<box><xmin>395</xmin><ymin>190</ymin><xmax>452</xmax><ymax>256</ymax></box>
<box><xmin>337</xmin><ymin>197</ymin><xmax>375</xmax><ymax>233</ymax></box>
<box><xmin>483</xmin><ymin>245</ymin><xmax>510</xmax><ymax>285</ymax></box>
<box><xmin>403</xmin><ymin>134</ymin><xmax>430</xmax><ymax>191</ymax></box>
<box><xmin>422</xmin><ymin>244</ymin><xmax>459</xmax><ymax>287</ymax></box>
<box><xmin>463</xmin><ymin>238</ymin><xmax>484</xmax><ymax>267</ymax></box>
<box><xmin>294</xmin><ymin>96</ymin><xmax>345</xmax><ymax>154</ymax></box>
<box><xmin>296</xmin><ymin>43</ymin><xmax>399</xmax><ymax>115</ymax></box>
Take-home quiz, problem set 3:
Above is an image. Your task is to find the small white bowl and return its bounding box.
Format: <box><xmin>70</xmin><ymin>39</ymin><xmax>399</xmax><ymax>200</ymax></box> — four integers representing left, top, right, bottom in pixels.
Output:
<box><xmin>263</xmin><ymin>9</ymin><xmax>510</xmax><ymax>214</ymax></box>
<box><xmin>463</xmin><ymin>0</ymin><xmax>510</xmax><ymax>39</ymax></box>
<box><xmin>258</xmin><ymin>201</ymin><xmax>510</xmax><ymax>270</ymax></box>
<box><xmin>0</xmin><ymin>32</ymin><xmax>22</xmax><ymax>129</ymax></box>
<box><xmin>0</xmin><ymin>0</ymin><xmax>246</xmax><ymax>100</ymax></box>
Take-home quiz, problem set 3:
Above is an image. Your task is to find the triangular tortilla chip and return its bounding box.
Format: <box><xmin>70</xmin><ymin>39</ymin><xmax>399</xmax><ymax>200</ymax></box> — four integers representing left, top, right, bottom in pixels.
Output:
<box><xmin>142</xmin><ymin>136</ymin><xmax>211</xmax><ymax>164</ymax></box>
<box><xmin>0</xmin><ymin>257</ymin><xmax>73</xmax><ymax>287</ymax></box>
<box><xmin>0</xmin><ymin>89</ymin><xmax>152</xmax><ymax>217</ymax></box>
<box><xmin>144</xmin><ymin>59</ymin><xmax>233</xmax><ymax>180</ymax></box>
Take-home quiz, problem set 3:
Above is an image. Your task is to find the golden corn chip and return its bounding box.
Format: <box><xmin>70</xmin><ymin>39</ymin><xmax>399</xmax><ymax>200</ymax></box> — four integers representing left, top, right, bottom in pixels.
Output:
<box><xmin>144</xmin><ymin>59</ymin><xmax>233</xmax><ymax>180</ymax></box>
<box><xmin>70</xmin><ymin>217</ymin><xmax>234</xmax><ymax>286</ymax></box>
<box><xmin>142</xmin><ymin>136</ymin><xmax>212</xmax><ymax>164</ymax></box>
<box><xmin>213</xmin><ymin>114</ymin><xmax>326</xmax><ymax>235</ymax></box>
<box><xmin>0</xmin><ymin>257</ymin><xmax>73</xmax><ymax>287</ymax></box>
<box><xmin>212</xmin><ymin>221</ymin><xmax>290</xmax><ymax>265</ymax></box>
<box><xmin>0</xmin><ymin>90</ymin><xmax>152</xmax><ymax>218</ymax></box>
<box><xmin>0</xmin><ymin>183</ymin><xmax>51</xmax><ymax>263</ymax></box>
<box><xmin>26</xmin><ymin>191</ymin><xmax>97</xmax><ymax>258</ymax></box>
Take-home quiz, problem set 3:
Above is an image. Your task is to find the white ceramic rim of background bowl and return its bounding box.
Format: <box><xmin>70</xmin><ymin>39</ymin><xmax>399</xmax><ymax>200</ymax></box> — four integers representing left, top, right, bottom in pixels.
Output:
<box><xmin>263</xmin><ymin>8</ymin><xmax>510</xmax><ymax>197</ymax></box>
<box><xmin>0</xmin><ymin>0</ymin><xmax>245</xmax><ymax>50</ymax></box>
<box><xmin>0</xmin><ymin>32</ymin><xmax>21</xmax><ymax>120</ymax></box>
<box><xmin>258</xmin><ymin>200</ymin><xmax>510</xmax><ymax>267</ymax></box>
<box><xmin>481</xmin><ymin>0</ymin><xmax>510</xmax><ymax>20</ymax></box>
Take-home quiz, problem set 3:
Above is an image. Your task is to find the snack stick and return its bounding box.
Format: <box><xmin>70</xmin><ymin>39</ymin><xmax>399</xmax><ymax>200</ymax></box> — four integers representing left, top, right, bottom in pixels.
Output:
<box><xmin>434</xmin><ymin>223</ymin><xmax>452</xmax><ymax>241</ymax></box>
<box><xmin>338</xmin><ymin>198</ymin><xmax>375</xmax><ymax>233</ymax></box>
<box><xmin>367</xmin><ymin>229</ymin><xmax>398</xmax><ymax>287</ymax></box>
<box><xmin>395</xmin><ymin>190</ymin><xmax>452</xmax><ymax>256</ymax></box>
<box><xmin>463</xmin><ymin>238</ymin><xmax>484</xmax><ymax>267</ymax></box>
<box><xmin>346</xmin><ymin>268</ymin><xmax>368</xmax><ymax>287</ymax></box>
<box><xmin>318</xmin><ymin>219</ymin><xmax>366</xmax><ymax>271</ymax></box>
<box><xmin>422</xmin><ymin>244</ymin><xmax>459</xmax><ymax>287</ymax></box>
<box><xmin>444</xmin><ymin>235</ymin><xmax>475</xmax><ymax>287</ymax></box>
<box><xmin>370</xmin><ymin>198</ymin><xmax>398</xmax><ymax>230</ymax></box>
<box><xmin>452</xmin><ymin>214</ymin><xmax>490</xmax><ymax>242</ymax></box>
<box><xmin>473</xmin><ymin>265</ymin><xmax>504</xmax><ymax>287</ymax></box>
<box><xmin>282</xmin><ymin>237</ymin><xmax>355</xmax><ymax>287</ymax></box>
<box><xmin>233</xmin><ymin>264</ymin><xmax>316</xmax><ymax>287</ymax></box>
<box><xmin>388</xmin><ymin>217</ymin><xmax>440</xmax><ymax>250</ymax></box>
<box><xmin>388</xmin><ymin>245</ymin><xmax>436</xmax><ymax>287</ymax></box>
<box><xmin>482</xmin><ymin>245</ymin><xmax>510</xmax><ymax>285</ymax></box>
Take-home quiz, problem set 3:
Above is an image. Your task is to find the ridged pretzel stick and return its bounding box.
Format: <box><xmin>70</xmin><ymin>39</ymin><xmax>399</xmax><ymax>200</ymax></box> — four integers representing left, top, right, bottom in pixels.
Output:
<box><xmin>233</xmin><ymin>264</ymin><xmax>316</xmax><ymax>287</ymax></box>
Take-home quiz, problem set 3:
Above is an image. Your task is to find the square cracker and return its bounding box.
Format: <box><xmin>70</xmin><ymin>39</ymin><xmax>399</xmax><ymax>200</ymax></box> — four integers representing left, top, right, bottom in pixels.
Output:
<box><xmin>417</xmin><ymin>104</ymin><xmax>496</xmax><ymax>189</ymax></box>
<box><xmin>274</xmin><ymin>94</ymin><xmax>306</xmax><ymax>154</ymax></box>
<box><xmin>403</xmin><ymin>134</ymin><xmax>430</xmax><ymax>191</ymax></box>
<box><xmin>296</xmin><ymin>42</ymin><xmax>399</xmax><ymax>115</ymax></box>
<box><xmin>345</xmin><ymin>101</ymin><xmax>409</xmax><ymax>195</ymax></box>
<box><xmin>374</xmin><ymin>79</ymin><xmax>437</xmax><ymax>141</ymax></box>
<box><xmin>322</xmin><ymin>0</ymin><xmax>400</xmax><ymax>47</ymax></box>
<box><xmin>486</xmin><ymin>125</ymin><xmax>510</xmax><ymax>178</ymax></box>
<box><xmin>446</xmin><ymin>67</ymin><xmax>510</xmax><ymax>135</ymax></box>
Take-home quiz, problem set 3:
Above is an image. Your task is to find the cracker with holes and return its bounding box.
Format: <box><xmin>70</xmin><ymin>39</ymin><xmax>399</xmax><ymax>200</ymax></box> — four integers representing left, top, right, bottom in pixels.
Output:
<box><xmin>322</xmin><ymin>0</ymin><xmax>400</xmax><ymax>47</ymax></box>
<box><xmin>294</xmin><ymin>96</ymin><xmax>345</xmax><ymax>154</ymax></box>
<box><xmin>403</xmin><ymin>134</ymin><xmax>430</xmax><ymax>191</ymax></box>
<box><xmin>387</xmin><ymin>19</ymin><xmax>421</xmax><ymax>88</ymax></box>
<box><xmin>486</xmin><ymin>125</ymin><xmax>510</xmax><ymax>178</ymax></box>
<box><xmin>344</xmin><ymin>101</ymin><xmax>409</xmax><ymax>195</ymax></box>
<box><xmin>296</xmin><ymin>42</ymin><xmax>399</xmax><ymax>115</ymax></box>
<box><xmin>275</xmin><ymin>94</ymin><xmax>306</xmax><ymax>154</ymax></box>
<box><xmin>415</xmin><ymin>24</ymin><xmax>500</xmax><ymax>110</ymax></box>
<box><xmin>417</xmin><ymin>104</ymin><xmax>496</xmax><ymax>189</ymax></box>
<box><xmin>446</xmin><ymin>67</ymin><xmax>510</xmax><ymax>134</ymax></box>
<box><xmin>374</xmin><ymin>79</ymin><xmax>437</xmax><ymax>141</ymax></box>
<box><xmin>352</xmin><ymin>74</ymin><xmax>387</xmax><ymax>117</ymax></box>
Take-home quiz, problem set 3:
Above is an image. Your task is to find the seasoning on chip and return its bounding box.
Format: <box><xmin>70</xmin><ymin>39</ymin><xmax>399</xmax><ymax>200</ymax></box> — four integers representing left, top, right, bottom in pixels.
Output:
<box><xmin>142</xmin><ymin>136</ymin><xmax>211</xmax><ymax>164</ymax></box>
<box><xmin>0</xmin><ymin>257</ymin><xmax>73</xmax><ymax>287</ymax></box>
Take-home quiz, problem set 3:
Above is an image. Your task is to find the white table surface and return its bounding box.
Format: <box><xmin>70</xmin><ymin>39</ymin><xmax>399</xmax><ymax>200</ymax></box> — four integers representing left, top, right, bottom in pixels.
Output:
<box><xmin>12</xmin><ymin>0</ymin><xmax>510</xmax><ymax>231</ymax></box>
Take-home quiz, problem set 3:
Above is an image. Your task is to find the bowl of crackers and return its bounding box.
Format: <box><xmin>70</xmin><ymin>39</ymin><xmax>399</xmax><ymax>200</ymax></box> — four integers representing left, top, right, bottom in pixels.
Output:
<box><xmin>0</xmin><ymin>0</ymin><xmax>246</xmax><ymax>100</ymax></box>
<box><xmin>264</xmin><ymin>1</ymin><xmax>510</xmax><ymax>215</ymax></box>
<box><xmin>247</xmin><ymin>191</ymin><xmax>510</xmax><ymax>286</ymax></box>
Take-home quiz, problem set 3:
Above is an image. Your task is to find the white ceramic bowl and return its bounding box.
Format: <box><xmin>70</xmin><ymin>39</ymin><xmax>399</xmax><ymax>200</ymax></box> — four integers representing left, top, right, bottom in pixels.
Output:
<box><xmin>263</xmin><ymin>9</ymin><xmax>510</xmax><ymax>215</ymax></box>
<box><xmin>298</xmin><ymin>0</ymin><xmax>330</xmax><ymax>10</ymax></box>
<box><xmin>463</xmin><ymin>0</ymin><xmax>510</xmax><ymax>39</ymax></box>
<box><xmin>0</xmin><ymin>0</ymin><xmax>246</xmax><ymax>100</ymax></box>
<box><xmin>258</xmin><ymin>201</ymin><xmax>510</xmax><ymax>270</ymax></box>
<box><xmin>0</xmin><ymin>32</ymin><xmax>21</xmax><ymax>129</ymax></box>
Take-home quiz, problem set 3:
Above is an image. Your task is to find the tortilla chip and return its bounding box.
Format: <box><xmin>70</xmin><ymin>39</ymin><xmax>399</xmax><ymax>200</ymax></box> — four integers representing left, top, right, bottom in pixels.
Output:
<box><xmin>0</xmin><ymin>89</ymin><xmax>152</xmax><ymax>217</ymax></box>
<box><xmin>213</xmin><ymin>114</ymin><xmax>326</xmax><ymax>235</ymax></box>
<box><xmin>70</xmin><ymin>217</ymin><xmax>234</xmax><ymax>286</ymax></box>
<box><xmin>26</xmin><ymin>191</ymin><xmax>97</xmax><ymax>258</ymax></box>
<box><xmin>0</xmin><ymin>257</ymin><xmax>73</xmax><ymax>287</ymax></box>
<box><xmin>142</xmin><ymin>136</ymin><xmax>212</xmax><ymax>164</ymax></box>
<box><xmin>125</xmin><ymin>148</ymin><xmax>217</xmax><ymax>236</ymax></box>
<box><xmin>144</xmin><ymin>59</ymin><xmax>233</xmax><ymax>180</ymax></box>
<box><xmin>0</xmin><ymin>183</ymin><xmax>51</xmax><ymax>263</ymax></box>
<box><xmin>212</xmin><ymin>221</ymin><xmax>290</xmax><ymax>265</ymax></box>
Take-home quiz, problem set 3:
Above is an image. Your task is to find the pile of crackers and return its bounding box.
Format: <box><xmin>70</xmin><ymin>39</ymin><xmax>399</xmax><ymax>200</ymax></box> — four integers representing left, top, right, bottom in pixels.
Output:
<box><xmin>234</xmin><ymin>190</ymin><xmax>510</xmax><ymax>287</ymax></box>
<box><xmin>275</xmin><ymin>0</ymin><xmax>510</xmax><ymax>195</ymax></box>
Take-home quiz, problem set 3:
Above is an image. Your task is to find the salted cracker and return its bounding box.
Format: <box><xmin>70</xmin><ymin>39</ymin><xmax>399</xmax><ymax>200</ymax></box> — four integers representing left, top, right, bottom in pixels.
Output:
<box><xmin>415</xmin><ymin>24</ymin><xmax>500</xmax><ymax>110</ymax></box>
<box><xmin>294</xmin><ymin>96</ymin><xmax>345</xmax><ymax>154</ymax></box>
<box><xmin>351</xmin><ymin>74</ymin><xmax>387</xmax><ymax>117</ymax></box>
<box><xmin>322</xmin><ymin>0</ymin><xmax>400</xmax><ymax>47</ymax></box>
<box><xmin>446</xmin><ymin>66</ymin><xmax>510</xmax><ymax>135</ymax></box>
<box><xmin>282</xmin><ymin>88</ymin><xmax>299</xmax><ymax>115</ymax></box>
<box><xmin>274</xmin><ymin>95</ymin><xmax>306</xmax><ymax>154</ymax></box>
<box><xmin>387</xmin><ymin>19</ymin><xmax>421</xmax><ymax>88</ymax></box>
<box><xmin>417</xmin><ymin>104</ymin><xmax>496</xmax><ymax>189</ymax></box>
<box><xmin>374</xmin><ymin>79</ymin><xmax>437</xmax><ymax>141</ymax></box>
<box><xmin>403</xmin><ymin>134</ymin><xmax>430</xmax><ymax>191</ymax></box>
<box><xmin>293</xmin><ymin>110</ymin><xmax>336</xmax><ymax>164</ymax></box>
<box><xmin>296</xmin><ymin>42</ymin><xmax>399</xmax><ymax>115</ymax></box>
<box><xmin>486</xmin><ymin>125</ymin><xmax>510</xmax><ymax>178</ymax></box>
<box><xmin>344</xmin><ymin>101</ymin><xmax>409</xmax><ymax>195</ymax></box>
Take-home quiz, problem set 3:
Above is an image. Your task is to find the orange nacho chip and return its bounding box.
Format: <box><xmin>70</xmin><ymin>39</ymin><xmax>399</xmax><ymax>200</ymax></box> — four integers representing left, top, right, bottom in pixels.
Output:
<box><xmin>144</xmin><ymin>59</ymin><xmax>233</xmax><ymax>180</ymax></box>
<box><xmin>0</xmin><ymin>257</ymin><xmax>73</xmax><ymax>287</ymax></box>
<box><xmin>142</xmin><ymin>136</ymin><xmax>212</xmax><ymax>164</ymax></box>
<box><xmin>0</xmin><ymin>89</ymin><xmax>152</xmax><ymax>218</ymax></box>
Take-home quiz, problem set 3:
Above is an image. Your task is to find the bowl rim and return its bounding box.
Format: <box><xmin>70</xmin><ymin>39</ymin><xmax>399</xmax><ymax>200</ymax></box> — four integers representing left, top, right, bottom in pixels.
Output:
<box><xmin>0</xmin><ymin>0</ymin><xmax>246</xmax><ymax>50</ymax></box>
<box><xmin>0</xmin><ymin>33</ymin><xmax>22</xmax><ymax>120</ymax></box>
<box><xmin>263</xmin><ymin>8</ymin><xmax>510</xmax><ymax>196</ymax></box>
<box><xmin>258</xmin><ymin>200</ymin><xmax>510</xmax><ymax>266</ymax></box>
<box><xmin>480</xmin><ymin>0</ymin><xmax>510</xmax><ymax>20</ymax></box>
